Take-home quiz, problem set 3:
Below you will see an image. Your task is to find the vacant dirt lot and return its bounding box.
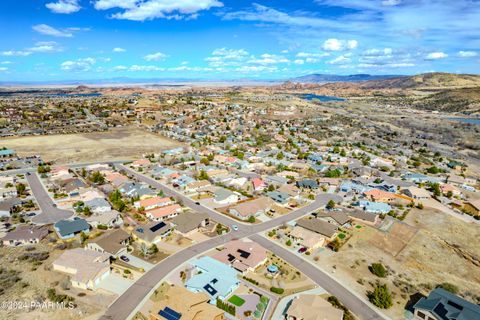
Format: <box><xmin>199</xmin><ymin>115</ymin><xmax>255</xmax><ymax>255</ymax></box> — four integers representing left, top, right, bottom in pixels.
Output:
<box><xmin>317</xmin><ymin>209</ymin><xmax>480</xmax><ymax>319</ymax></box>
<box><xmin>1</xmin><ymin>127</ymin><xmax>181</xmax><ymax>164</ymax></box>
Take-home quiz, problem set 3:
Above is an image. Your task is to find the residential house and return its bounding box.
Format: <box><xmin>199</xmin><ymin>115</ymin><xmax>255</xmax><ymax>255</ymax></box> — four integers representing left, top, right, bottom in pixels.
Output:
<box><xmin>171</xmin><ymin>211</ymin><xmax>209</xmax><ymax>236</ymax></box>
<box><xmin>356</xmin><ymin>200</ymin><xmax>392</xmax><ymax>214</ymax></box>
<box><xmin>288</xmin><ymin>226</ymin><xmax>326</xmax><ymax>251</ymax></box>
<box><xmin>1</xmin><ymin>226</ymin><xmax>48</xmax><ymax>246</ymax></box>
<box><xmin>296</xmin><ymin>218</ymin><xmax>338</xmax><ymax>240</ymax></box>
<box><xmin>146</xmin><ymin>204</ymin><xmax>182</xmax><ymax>221</ymax></box>
<box><xmin>86</xmin><ymin>229</ymin><xmax>130</xmax><ymax>257</ymax></box>
<box><xmin>363</xmin><ymin>189</ymin><xmax>396</xmax><ymax>203</ymax></box>
<box><xmin>401</xmin><ymin>186</ymin><xmax>431</xmax><ymax>201</ymax></box>
<box><xmin>132</xmin><ymin>221</ymin><xmax>172</xmax><ymax>245</ymax></box>
<box><xmin>54</xmin><ymin>218</ymin><xmax>91</xmax><ymax>239</ymax></box>
<box><xmin>52</xmin><ymin>248</ymin><xmax>110</xmax><ymax>290</ymax></box>
<box><xmin>0</xmin><ymin>197</ymin><xmax>22</xmax><ymax>218</ymax></box>
<box><xmin>267</xmin><ymin>190</ymin><xmax>290</xmax><ymax>205</ymax></box>
<box><xmin>252</xmin><ymin>178</ymin><xmax>267</xmax><ymax>192</ymax></box>
<box><xmin>213</xmin><ymin>188</ymin><xmax>240</xmax><ymax>205</ymax></box>
<box><xmin>212</xmin><ymin>239</ymin><xmax>267</xmax><ymax>274</ymax></box>
<box><xmin>316</xmin><ymin>211</ymin><xmax>351</xmax><ymax>228</ymax></box>
<box><xmin>296</xmin><ymin>179</ymin><xmax>318</xmax><ymax>189</ymax></box>
<box><xmin>228</xmin><ymin>197</ymin><xmax>274</xmax><ymax>220</ymax></box>
<box><xmin>0</xmin><ymin>186</ymin><xmax>17</xmax><ymax>199</ymax></box>
<box><xmin>86</xmin><ymin>210</ymin><xmax>123</xmax><ymax>228</ymax></box>
<box><xmin>413</xmin><ymin>288</ymin><xmax>480</xmax><ymax>320</ymax></box>
<box><xmin>285</xmin><ymin>294</ymin><xmax>344</xmax><ymax>320</ymax></box>
<box><xmin>84</xmin><ymin>197</ymin><xmax>112</xmax><ymax>214</ymax></box>
<box><xmin>134</xmin><ymin>196</ymin><xmax>174</xmax><ymax>210</ymax></box>
<box><xmin>149</xmin><ymin>285</ymin><xmax>224</xmax><ymax>320</ymax></box>
<box><xmin>348</xmin><ymin>209</ymin><xmax>380</xmax><ymax>225</ymax></box>
<box><xmin>185</xmin><ymin>256</ymin><xmax>239</xmax><ymax>303</ymax></box>
<box><xmin>132</xmin><ymin>158</ymin><xmax>151</xmax><ymax>168</ymax></box>
<box><xmin>264</xmin><ymin>175</ymin><xmax>288</xmax><ymax>186</ymax></box>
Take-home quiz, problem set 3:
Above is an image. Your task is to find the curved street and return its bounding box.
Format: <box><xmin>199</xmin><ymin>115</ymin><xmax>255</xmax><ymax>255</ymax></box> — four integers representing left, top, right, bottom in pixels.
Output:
<box><xmin>99</xmin><ymin>165</ymin><xmax>385</xmax><ymax>320</ymax></box>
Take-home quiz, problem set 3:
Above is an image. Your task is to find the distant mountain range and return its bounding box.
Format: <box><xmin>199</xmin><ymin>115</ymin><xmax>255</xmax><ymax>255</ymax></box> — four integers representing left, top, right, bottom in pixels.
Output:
<box><xmin>290</xmin><ymin>73</ymin><xmax>401</xmax><ymax>83</ymax></box>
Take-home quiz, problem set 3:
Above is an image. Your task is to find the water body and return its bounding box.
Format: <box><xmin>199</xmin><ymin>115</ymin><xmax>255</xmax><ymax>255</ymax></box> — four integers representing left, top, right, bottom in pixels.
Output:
<box><xmin>448</xmin><ymin>117</ymin><xmax>480</xmax><ymax>125</ymax></box>
<box><xmin>55</xmin><ymin>92</ymin><xmax>102</xmax><ymax>97</ymax></box>
<box><xmin>299</xmin><ymin>93</ymin><xmax>346</xmax><ymax>102</ymax></box>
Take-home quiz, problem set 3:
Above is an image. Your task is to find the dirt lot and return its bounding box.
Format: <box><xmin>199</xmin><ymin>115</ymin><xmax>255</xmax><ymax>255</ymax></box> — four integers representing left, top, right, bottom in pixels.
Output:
<box><xmin>317</xmin><ymin>209</ymin><xmax>480</xmax><ymax>319</ymax></box>
<box><xmin>1</xmin><ymin>127</ymin><xmax>181</xmax><ymax>164</ymax></box>
<box><xmin>0</xmin><ymin>238</ymin><xmax>115</xmax><ymax>320</ymax></box>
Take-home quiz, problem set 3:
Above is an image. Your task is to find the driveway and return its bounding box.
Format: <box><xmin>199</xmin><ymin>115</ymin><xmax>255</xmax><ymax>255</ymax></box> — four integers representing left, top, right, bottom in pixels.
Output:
<box><xmin>97</xmin><ymin>273</ymin><xmax>133</xmax><ymax>295</ymax></box>
<box><xmin>27</xmin><ymin>173</ymin><xmax>73</xmax><ymax>225</ymax></box>
<box><xmin>122</xmin><ymin>253</ymin><xmax>155</xmax><ymax>271</ymax></box>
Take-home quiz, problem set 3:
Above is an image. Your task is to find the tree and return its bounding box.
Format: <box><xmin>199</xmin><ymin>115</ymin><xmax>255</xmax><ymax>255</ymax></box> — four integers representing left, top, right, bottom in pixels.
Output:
<box><xmin>326</xmin><ymin>199</ymin><xmax>336</xmax><ymax>210</ymax></box>
<box><xmin>149</xmin><ymin>244</ymin><xmax>159</xmax><ymax>254</ymax></box>
<box><xmin>247</xmin><ymin>216</ymin><xmax>256</xmax><ymax>223</ymax></box>
<box><xmin>369</xmin><ymin>263</ymin><xmax>387</xmax><ymax>278</ymax></box>
<box><xmin>276</xmin><ymin>152</ymin><xmax>284</xmax><ymax>160</ymax></box>
<box><xmin>15</xmin><ymin>183</ymin><xmax>26</xmax><ymax>196</ymax></box>
<box><xmin>198</xmin><ymin>170</ymin><xmax>209</xmax><ymax>180</ymax></box>
<box><xmin>427</xmin><ymin>166</ymin><xmax>440</xmax><ymax>174</ymax></box>
<box><xmin>286</xmin><ymin>239</ymin><xmax>292</xmax><ymax>246</ymax></box>
<box><xmin>368</xmin><ymin>284</ymin><xmax>393</xmax><ymax>309</ymax></box>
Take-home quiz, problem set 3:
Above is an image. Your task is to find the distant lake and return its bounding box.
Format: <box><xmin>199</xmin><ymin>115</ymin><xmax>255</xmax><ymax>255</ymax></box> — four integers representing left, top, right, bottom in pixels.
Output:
<box><xmin>55</xmin><ymin>92</ymin><xmax>102</xmax><ymax>97</ymax></box>
<box><xmin>299</xmin><ymin>94</ymin><xmax>346</xmax><ymax>102</ymax></box>
<box><xmin>448</xmin><ymin>117</ymin><xmax>480</xmax><ymax>125</ymax></box>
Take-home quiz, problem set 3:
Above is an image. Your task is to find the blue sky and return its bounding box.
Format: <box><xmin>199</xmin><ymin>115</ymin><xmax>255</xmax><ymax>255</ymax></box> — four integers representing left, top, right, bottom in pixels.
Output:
<box><xmin>0</xmin><ymin>0</ymin><xmax>479</xmax><ymax>81</ymax></box>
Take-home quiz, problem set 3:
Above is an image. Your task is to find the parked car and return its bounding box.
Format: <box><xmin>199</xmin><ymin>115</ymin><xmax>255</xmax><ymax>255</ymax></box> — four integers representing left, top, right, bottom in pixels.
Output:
<box><xmin>120</xmin><ymin>255</ymin><xmax>130</xmax><ymax>262</ymax></box>
<box><xmin>298</xmin><ymin>247</ymin><xmax>307</xmax><ymax>254</ymax></box>
<box><xmin>232</xmin><ymin>224</ymin><xmax>239</xmax><ymax>231</ymax></box>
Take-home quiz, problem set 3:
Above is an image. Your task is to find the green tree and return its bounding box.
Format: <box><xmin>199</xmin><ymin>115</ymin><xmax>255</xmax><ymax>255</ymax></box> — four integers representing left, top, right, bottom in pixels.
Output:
<box><xmin>248</xmin><ymin>216</ymin><xmax>256</xmax><ymax>223</ymax></box>
<box><xmin>326</xmin><ymin>199</ymin><xmax>336</xmax><ymax>210</ymax></box>
<box><xmin>15</xmin><ymin>183</ymin><xmax>26</xmax><ymax>195</ymax></box>
<box><xmin>369</xmin><ymin>263</ymin><xmax>387</xmax><ymax>278</ymax></box>
<box><xmin>368</xmin><ymin>284</ymin><xmax>393</xmax><ymax>309</ymax></box>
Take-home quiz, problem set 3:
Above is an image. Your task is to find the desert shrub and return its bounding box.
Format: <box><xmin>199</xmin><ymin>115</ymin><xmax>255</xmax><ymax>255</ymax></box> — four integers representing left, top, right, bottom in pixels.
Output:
<box><xmin>369</xmin><ymin>262</ymin><xmax>387</xmax><ymax>278</ymax></box>
<box><xmin>368</xmin><ymin>284</ymin><xmax>393</xmax><ymax>309</ymax></box>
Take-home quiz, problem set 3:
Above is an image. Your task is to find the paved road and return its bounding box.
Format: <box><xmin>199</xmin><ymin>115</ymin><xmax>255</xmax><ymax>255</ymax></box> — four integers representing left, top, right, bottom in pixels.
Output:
<box><xmin>250</xmin><ymin>234</ymin><xmax>387</xmax><ymax>320</ymax></box>
<box><xmin>26</xmin><ymin>173</ymin><xmax>74</xmax><ymax>225</ymax></box>
<box><xmin>100</xmin><ymin>165</ymin><xmax>374</xmax><ymax>320</ymax></box>
<box><xmin>116</xmin><ymin>164</ymin><xmax>342</xmax><ymax>233</ymax></box>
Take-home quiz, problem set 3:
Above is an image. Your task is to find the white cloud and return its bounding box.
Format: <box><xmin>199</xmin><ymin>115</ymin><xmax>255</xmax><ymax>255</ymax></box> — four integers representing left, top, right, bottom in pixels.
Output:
<box><xmin>294</xmin><ymin>59</ymin><xmax>304</xmax><ymax>65</ymax></box>
<box><xmin>247</xmin><ymin>53</ymin><xmax>289</xmax><ymax>65</ymax></box>
<box><xmin>328</xmin><ymin>55</ymin><xmax>351</xmax><ymax>64</ymax></box>
<box><xmin>1</xmin><ymin>50</ymin><xmax>32</xmax><ymax>57</ymax></box>
<box><xmin>113</xmin><ymin>47</ymin><xmax>126</xmax><ymax>53</ymax></box>
<box><xmin>61</xmin><ymin>58</ymin><xmax>96</xmax><ymax>71</ymax></box>
<box><xmin>235</xmin><ymin>65</ymin><xmax>278</xmax><ymax>73</ymax></box>
<box><xmin>296</xmin><ymin>52</ymin><xmax>329</xmax><ymax>58</ymax></box>
<box><xmin>114</xmin><ymin>65</ymin><xmax>128</xmax><ymax>71</ymax></box>
<box><xmin>143</xmin><ymin>52</ymin><xmax>168</xmax><ymax>61</ymax></box>
<box><xmin>32</xmin><ymin>24</ymin><xmax>73</xmax><ymax>37</ymax></box>
<box><xmin>28</xmin><ymin>41</ymin><xmax>63</xmax><ymax>53</ymax></box>
<box><xmin>129</xmin><ymin>65</ymin><xmax>164</xmax><ymax>71</ymax></box>
<box><xmin>457</xmin><ymin>51</ymin><xmax>477</xmax><ymax>58</ymax></box>
<box><xmin>347</xmin><ymin>40</ymin><xmax>358</xmax><ymax>49</ymax></box>
<box><xmin>425</xmin><ymin>52</ymin><xmax>448</xmax><ymax>60</ymax></box>
<box><xmin>45</xmin><ymin>0</ymin><xmax>81</xmax><ymax>14</ymax></box>
<box><xmin>382</xmin><ymin>0</ymin><xmax>401</xmax><ymax>6</ymax></box>
<box><xmin>205</xmin><ymin>48</ymin><xmax>249</xmax><ymax>67</ymax></box>
<box><xmin>323</xmin><ymin>38</ymin><xmax>358</xmax><ymax>51</ymax></box>
<box><xmin>0</xmin><ymin>61</ymin><xmax>12</xmax><ymax>64</ymax></box>
<box><xmin>0</xmin><ymin>67</ymin><xmax>8</xmax><ymax>72</ymax></box>
<box><xmin>94</xmin><ymin>0</ymin><xmax>223</xmax><ymax>21</ymax></box>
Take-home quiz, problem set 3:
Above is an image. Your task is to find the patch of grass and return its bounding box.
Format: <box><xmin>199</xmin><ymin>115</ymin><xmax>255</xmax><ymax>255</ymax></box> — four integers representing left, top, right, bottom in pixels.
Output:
<box><xmin>338</xmin><ymin>233</ymin><xmax>346</xmax><ymax>239</ymax></box>
<box><xmin>228</xmin><ymin>295</ymin><xmax>246</xmax><ymax>307</ymax></box>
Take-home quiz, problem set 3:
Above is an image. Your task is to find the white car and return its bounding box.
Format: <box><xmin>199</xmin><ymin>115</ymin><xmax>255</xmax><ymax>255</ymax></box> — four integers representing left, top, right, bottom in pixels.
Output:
<box><xmin>232</xmin><ymin>224</ymin><xmax>239</xmax><ymax>231</ymax></box>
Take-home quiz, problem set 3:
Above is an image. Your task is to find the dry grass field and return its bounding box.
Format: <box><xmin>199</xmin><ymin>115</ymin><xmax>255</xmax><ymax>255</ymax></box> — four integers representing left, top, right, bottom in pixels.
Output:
<box><xmin>1</xmin><ymin>127</ymin><xmax>181</xmax><ymax>164</ymax></box>
<box><xmin>319</xmin><ymin>208</ymin><xmax>480</xmax><ymax>319</ymax></box>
